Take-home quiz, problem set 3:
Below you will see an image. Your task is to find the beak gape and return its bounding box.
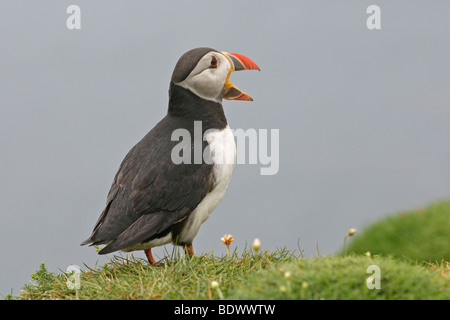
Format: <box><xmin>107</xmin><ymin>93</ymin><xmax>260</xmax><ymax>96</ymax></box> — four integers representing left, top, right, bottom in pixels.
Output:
<box><xmin>221</xmin><ymin>52</ymin><xmax>260</xmax><ymax>101</ymax></box>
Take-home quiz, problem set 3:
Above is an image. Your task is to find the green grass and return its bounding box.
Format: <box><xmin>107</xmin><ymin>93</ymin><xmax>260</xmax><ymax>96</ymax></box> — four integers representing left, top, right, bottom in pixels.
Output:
<box><xmin>15</xmin><ymin>250</ymin><xmax>449</xmax><ymax>300</ymax></box>
<box><xmin>16</xmin><ymin>247</ymin><xmax>295</xmax><ymax>300</ymax></box>
<box><xmin>13</xmin><ymin>200</ymin><xmax>450</xmax><ymax>300</ymax></box>
<box><xmin>227</xmin><ymin>255</ymin><xmax>449</xmax><ymax>300</ymax></box>
<box><xmin>346</xmin><ymin>200</ymin><xmax>450</xmax><ymax>263</ymax></box>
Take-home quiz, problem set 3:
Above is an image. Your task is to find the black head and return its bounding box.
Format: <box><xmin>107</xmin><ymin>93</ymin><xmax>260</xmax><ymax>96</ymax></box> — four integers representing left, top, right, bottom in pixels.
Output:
<box><xmin>170</xmin><ymin>47</ymin><xmax>219</xmax><ymax>84</ymax></box>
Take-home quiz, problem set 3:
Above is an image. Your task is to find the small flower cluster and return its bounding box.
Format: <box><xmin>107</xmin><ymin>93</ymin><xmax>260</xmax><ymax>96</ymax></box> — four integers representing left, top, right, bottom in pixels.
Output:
<box><xmin>221</xmin><ymin>234</ymin><xmax>234</xmax><ymax>259</ymax></box>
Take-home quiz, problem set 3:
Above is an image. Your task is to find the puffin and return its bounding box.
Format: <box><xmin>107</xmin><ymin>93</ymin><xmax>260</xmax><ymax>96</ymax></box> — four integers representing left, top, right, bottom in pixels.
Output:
<box><xmin>81</xmin><ymin>47</ymin><xmax>260</xmax><ymax>264</ymax></box>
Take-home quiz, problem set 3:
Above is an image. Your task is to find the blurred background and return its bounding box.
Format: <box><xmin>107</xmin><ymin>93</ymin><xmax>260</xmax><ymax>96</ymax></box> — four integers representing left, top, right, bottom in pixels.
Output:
<box><xmin>1</xmin><ymin>1</ymin><xmax>449</xmax><ymax>296</ymax></box>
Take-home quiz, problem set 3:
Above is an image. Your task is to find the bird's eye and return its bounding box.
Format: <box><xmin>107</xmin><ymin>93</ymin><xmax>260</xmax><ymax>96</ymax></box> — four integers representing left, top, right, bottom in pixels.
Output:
<box><xmin>209</xmin><ymin>56</ymin><xmax>218</xmax><ymax>68</ymax></box>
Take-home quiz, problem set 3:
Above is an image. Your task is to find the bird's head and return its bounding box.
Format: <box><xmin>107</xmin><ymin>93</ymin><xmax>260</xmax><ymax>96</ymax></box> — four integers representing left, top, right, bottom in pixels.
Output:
<box><xmin>170</xmin><ymin>47</ymin><xmax>260</xmax><ymax>103</ymax></box>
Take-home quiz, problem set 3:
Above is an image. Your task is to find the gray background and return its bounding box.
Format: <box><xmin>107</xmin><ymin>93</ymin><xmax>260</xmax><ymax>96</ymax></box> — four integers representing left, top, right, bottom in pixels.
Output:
<box><xmin>1</xmin><ymin>1</ymin><xmax>449</xmax><ymax>296</ymax></box>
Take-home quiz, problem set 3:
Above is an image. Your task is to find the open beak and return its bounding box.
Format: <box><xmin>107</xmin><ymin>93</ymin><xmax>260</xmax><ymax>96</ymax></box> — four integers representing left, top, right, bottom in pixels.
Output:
<box><xmin>221</xmin><ymin>52</ymin><xmax>260</xmax><ymax>101</ymax></box>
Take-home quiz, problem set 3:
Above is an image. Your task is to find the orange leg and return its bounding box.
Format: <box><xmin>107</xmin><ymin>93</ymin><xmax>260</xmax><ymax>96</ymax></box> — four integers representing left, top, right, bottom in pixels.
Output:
<box><xmin>184</xmin><ymin>244</ymin><xmax>194</xmax><ymax>258</ymax></box>
<box><xmin>144</xmin><ymin>248</ymin><xmax>157</xmax><ymax>265</ymax></box>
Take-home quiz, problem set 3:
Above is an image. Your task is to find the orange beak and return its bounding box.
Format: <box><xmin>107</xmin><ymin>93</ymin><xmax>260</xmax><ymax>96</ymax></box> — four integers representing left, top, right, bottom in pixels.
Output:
<box><xmin>221</xmin><ymin>52</ymin><xmax>260</xmax><ymax>101</ymax></box>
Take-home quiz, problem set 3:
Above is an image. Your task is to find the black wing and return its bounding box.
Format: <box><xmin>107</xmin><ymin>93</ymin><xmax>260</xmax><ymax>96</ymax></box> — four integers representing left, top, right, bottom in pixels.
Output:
<box><xmin>81</xmin><ymin>115</ymin><xmax>215</xmax><ymax>253</ymax></box>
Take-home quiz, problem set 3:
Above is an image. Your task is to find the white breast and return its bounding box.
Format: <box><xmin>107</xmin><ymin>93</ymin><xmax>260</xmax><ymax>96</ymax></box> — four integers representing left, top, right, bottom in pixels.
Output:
<box><xmin>178</xmin><ymin>125</ymin><xmax>236</xmax><ymax>244</ymax></box>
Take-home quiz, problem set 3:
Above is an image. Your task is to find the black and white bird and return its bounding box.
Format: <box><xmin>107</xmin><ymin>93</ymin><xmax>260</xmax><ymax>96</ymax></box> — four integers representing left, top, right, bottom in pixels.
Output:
<box><xmin>81</xmin><ymin>47</ymin><xmax>260</xmax><ymax>264</ymax></box>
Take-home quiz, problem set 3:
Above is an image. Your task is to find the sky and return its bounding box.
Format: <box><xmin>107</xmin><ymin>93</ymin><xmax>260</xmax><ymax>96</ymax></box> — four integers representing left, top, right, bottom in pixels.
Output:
<box><xmin>1</xmin><ymin>1</ymin><xmax>450</xmax><ymax>296</ymax></box>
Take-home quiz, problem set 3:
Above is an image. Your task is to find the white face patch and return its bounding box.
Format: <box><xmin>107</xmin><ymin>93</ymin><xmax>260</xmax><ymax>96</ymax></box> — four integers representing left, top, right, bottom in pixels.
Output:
<box><xmin>176</xmin><ymin>52</ymin><xmax>232</xmax><ymax>102</ymax></box>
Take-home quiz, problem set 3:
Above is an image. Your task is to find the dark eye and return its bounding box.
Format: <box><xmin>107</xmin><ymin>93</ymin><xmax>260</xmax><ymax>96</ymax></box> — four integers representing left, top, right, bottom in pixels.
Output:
<box><xmin>209</xmin><ymin>56</ymin><xmax>218</xmax><ymax>68</ymax></box>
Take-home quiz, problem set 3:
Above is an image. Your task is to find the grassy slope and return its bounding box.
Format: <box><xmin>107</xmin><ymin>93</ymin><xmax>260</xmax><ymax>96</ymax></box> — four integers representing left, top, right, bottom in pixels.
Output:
<box><xmin>346</xmin><ymin>200</ymin><xmax>450</xmax><ymax>262</ymax></box>
<box><xmin>16</xmin><ymin>252</ymin><xmax>449</xmax><ymax>300</ymax></box>
<box><xmin>227</xmin><ymin>255</ymin><xmax>449</xmax><ymax>300</ymax></box>
<box><xmin>17</xmin><ymin>248</ymin><xmax>294</xmax><ymax>300</ymax></box>
<box><xmin>14</xmin><ymin>200</ymin><xmax>450</xmax><ymax>300</ymax></box>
